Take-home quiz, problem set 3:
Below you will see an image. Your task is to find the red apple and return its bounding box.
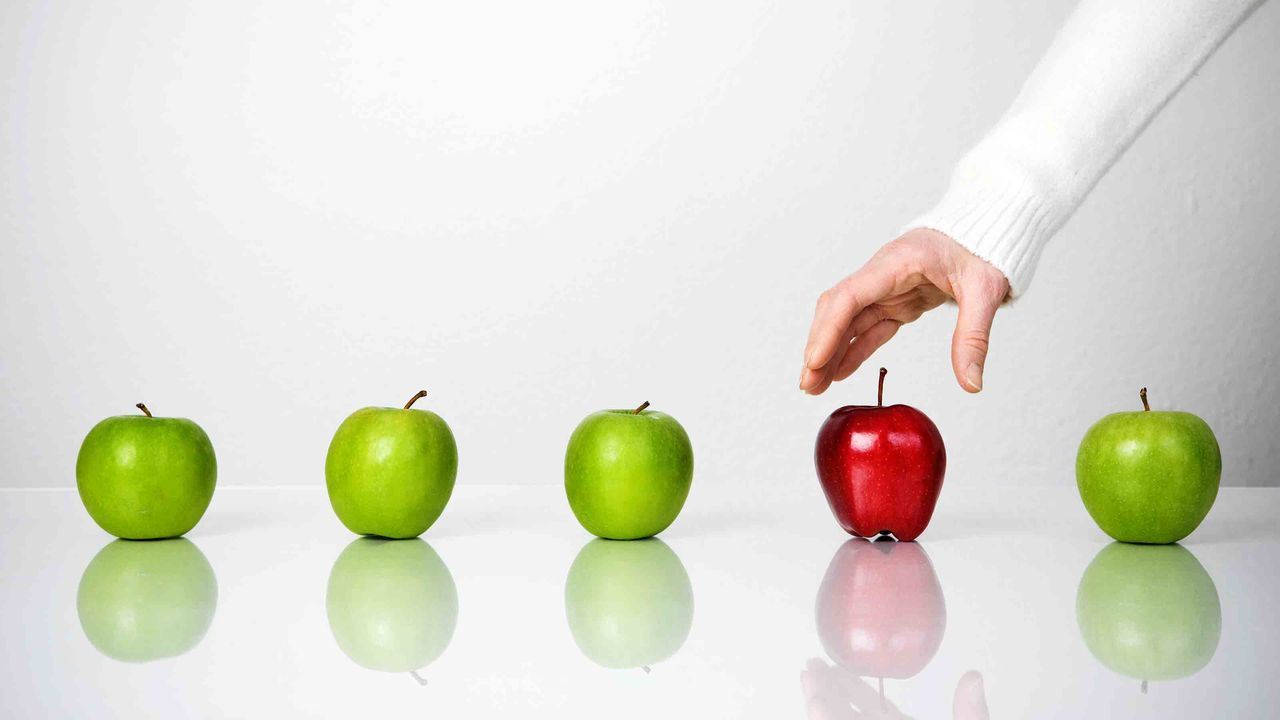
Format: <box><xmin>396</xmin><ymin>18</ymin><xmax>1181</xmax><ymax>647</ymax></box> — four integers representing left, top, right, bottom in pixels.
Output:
<box><xmin>815</xmin><ymin>368</ymin><xmax>946</xmax><ymax>541</ymax></box>
<box><xmin>815</xmin><ymin>538</ymin><xmax>947</xmax><ymax>679</ymax></box>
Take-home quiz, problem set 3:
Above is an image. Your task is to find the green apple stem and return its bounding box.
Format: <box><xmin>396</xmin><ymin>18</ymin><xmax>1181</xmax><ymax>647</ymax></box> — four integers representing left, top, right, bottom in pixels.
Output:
<box><xmin>633</xmin><ymin>401</ymin><xmax>650</xmax><ymax>415</ymax></box>
<box><xmin>409</xmin><ymin>670</ymin><xmax>428</xmax><ymax>687</ymax></box>
<box><xmin>1140</xmin><ymin>387</ymin><xmax>1150</xmax><ymax>412</ymax></box>
<box><xmin>877</xmin><ymin>368</ymin><xmax>887</xmax><ymax>407</ymax></box>
<box><xmin>135</xmin><ymin>403</ymin><xmax>152</xmax><ymax>418</ymax></box>
<box><xmin>403</xmin><ymin>390</ymin><xmax>429</xmax><ymax>410</ymax></box>
<box><xmin>1141</xmin><ymin>679</ymin><xmax>1148</xmax><ymax>694</ymax></box>
<box><xmin>642</xmin><ymin>665</ymin><xmax>652</xmax><ymax>675</ymax></box>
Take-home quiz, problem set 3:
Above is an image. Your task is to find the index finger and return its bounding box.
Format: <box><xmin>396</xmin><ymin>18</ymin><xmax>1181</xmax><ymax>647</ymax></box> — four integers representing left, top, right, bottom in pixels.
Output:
<box><xmin>804</xmin><ymin>259</ymin><xmax>898</xmax><ymax>370</ymax></box>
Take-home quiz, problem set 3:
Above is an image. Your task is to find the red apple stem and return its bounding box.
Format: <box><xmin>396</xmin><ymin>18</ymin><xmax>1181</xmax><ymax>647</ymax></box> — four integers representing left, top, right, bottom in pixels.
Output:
<box><xmin>1140</xmin><ymin>387</ymin><xmax>1150</xmax><ymax>412</ymax></box>
<box><xmin>403</xmin><ymin>390</ymin><xmax>429</xmax><ymax>410</ymax></box>
<box><xmin>633</xmin><ymin>400</ymin><xmax>650</xmax><ymax>415</ymax></box>
<box><xmin>878</xmin><ymin>677</ymin><xmax>885</xmax><ymax>709</ymax></box>
<box><xmin>135</xmin><ymin>403</ymin><xmax>152</xmax><ymax>418</ymax></box>
<box><xmin>877</xmin><ymin>368</ymin><xmax>887</xmax><ymax>407</ymax></box>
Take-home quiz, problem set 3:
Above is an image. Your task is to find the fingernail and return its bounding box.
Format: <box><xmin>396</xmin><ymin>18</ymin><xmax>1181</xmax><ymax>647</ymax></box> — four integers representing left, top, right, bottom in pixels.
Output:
<box><xmin>965</xmin><ymin>363</ymin><xmax>983</xmax><ymax>392</ymax></box>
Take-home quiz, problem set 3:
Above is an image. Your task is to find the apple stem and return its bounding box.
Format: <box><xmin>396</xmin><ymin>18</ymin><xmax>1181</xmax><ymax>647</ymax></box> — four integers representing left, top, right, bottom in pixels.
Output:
<box><xmin>633</xmin><ymin>400</ymin><xmax>650</xmax><ymax>415</ymax></box>
<box><xmin>1140</xmin><ymin>387</ymin><xmax>1150</xmax><ymax>412</ymax></box>
<box><xmin>409</xmin><ymin>670</ymin><xmax>428</xmax><ymax>687</ymax></box>
<box><xmin>877</xmin><ymin>368</ymin><xmax>887</xmax><ymax>407</ymax></box>
<box><xmin>135</xmin><ymin>403</ymin><xmax>152</xmax><ymax>418</ymax></box>
<box><xmin>642</xmin><ymin>665</ymin><xmax>652</xmax><ymax>675</ymax></box>
<box><xmin>1141</xmin><ymin>679</ymin><xmax>1148</xmax><ymax>695</ymax></box>
<box><xmin>403</xmin><ymin>390</ymin><xmax>429</xmax><ymax>410</ymax></box>
<box><xmin>878</xmin><ymin>677</ymin><xmax>885</xmax><ymax>710</ymax></box>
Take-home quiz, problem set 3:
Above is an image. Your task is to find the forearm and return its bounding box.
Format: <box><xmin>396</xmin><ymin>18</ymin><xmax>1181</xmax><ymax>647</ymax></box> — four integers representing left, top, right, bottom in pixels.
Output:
<box><xmin>910</xmin><ymin>0</ymin><xmax>1263</xmax><ymax>295</ymax></box>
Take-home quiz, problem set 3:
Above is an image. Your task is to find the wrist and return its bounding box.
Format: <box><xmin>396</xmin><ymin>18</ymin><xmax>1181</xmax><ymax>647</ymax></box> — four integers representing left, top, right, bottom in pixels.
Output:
<box><xmin>907</xmin><ymin>150</ymin><xmax>1065</xmax><ymax>297</ymax></box>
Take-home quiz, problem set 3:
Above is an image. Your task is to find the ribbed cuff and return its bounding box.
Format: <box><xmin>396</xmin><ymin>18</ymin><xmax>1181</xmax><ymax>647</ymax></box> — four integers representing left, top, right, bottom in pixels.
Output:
<box><xmin>905</xmin><ymin>158</ymin><xmax>1063</xmax><ymax>297</ymax></box>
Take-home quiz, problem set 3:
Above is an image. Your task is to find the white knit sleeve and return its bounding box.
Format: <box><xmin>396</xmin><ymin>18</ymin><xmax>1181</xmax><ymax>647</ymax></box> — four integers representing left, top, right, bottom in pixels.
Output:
<box><xmin>908</xmin><ymin>0</ymin><xmax>1263</xmax><ymax>295</ymax></box>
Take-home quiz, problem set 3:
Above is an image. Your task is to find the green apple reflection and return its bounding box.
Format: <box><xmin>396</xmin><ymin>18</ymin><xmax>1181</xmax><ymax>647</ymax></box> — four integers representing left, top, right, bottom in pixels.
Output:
<box><xmin>77</xmin><ymin>538</ymin><xmax>218</xmax><ymax>662</ymax></box>
<box><xmin>564</xmin><ymin>538</ymin><xmax>694</xmax><ymax>671</ymax></box>
<box><xmin>326</xmin><ymin>538</ymin><xmax>458</xmax><ymax>680</ymax></box>
<box><xmin>1076</xmin><ymin>542</ymin><xmax>1221</xmax><ymax>690</ymax></box>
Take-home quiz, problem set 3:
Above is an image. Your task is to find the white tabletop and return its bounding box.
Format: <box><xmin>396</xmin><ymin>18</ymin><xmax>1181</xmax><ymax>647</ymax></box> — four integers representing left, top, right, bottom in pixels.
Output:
<box><xmin>1</xmin><ymin>483</ymin><xmax>1275</xmax><ymax>718</ymax></box>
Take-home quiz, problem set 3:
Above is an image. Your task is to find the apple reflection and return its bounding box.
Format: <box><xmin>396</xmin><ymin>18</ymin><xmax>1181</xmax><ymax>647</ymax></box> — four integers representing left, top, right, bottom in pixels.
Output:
<box><xmin>803</xmin><ymin>539</ymin><xmax>988</xmax><ymax>719</ymax></box>
<box><xmin>77</xmin><ymin>538</ymin><xmax>218</xmax><ymax>662</ymax></box>
<box><xmin>326</xmin><ymin>538</ymin><xmax>458</xmax><ymax>684</ymax></box>
<box><xmin>816</xmin><ymin>539</ymin><xmax>946</xmax><ymax>678</ymax></box>
<box><xmin>1076</xmin><ymin>542</ymin><xmax>1221</xmax><ymax>693</ymax></box>
<box><xmin>564</xmin><ymin>538</ymin><xmax>694</xmax><ymax>672</ymax></box>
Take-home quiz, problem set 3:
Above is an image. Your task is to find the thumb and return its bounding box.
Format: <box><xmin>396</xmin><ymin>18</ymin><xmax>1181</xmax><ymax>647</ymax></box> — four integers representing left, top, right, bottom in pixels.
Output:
<box><xmin>952</xmin><ymin>671</ymin><xmax>990</xmax><ymax>720</ymax></box>
<box><xmin>951</xmin><ymin>278</ymin><xmax>1002</xmax><ymax>393</ymax></box>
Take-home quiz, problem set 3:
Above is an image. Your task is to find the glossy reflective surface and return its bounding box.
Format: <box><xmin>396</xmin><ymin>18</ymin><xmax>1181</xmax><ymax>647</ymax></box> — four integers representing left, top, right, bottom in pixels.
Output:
<box><xmin>1</xmin><ymin>485</ymin><xmax>1276</xmax><ymax>717</ymax></box>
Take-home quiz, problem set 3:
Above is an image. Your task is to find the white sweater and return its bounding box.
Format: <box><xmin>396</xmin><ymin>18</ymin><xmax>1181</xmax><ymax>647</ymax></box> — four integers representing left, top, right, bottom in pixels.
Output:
<box><xmin>909</xmin><ymin>0</ymin><xmax>1264</xmax><ymax>296</ymax></box>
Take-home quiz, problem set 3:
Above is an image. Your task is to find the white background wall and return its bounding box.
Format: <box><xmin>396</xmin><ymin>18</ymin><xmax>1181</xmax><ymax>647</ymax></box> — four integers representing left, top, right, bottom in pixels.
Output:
<box><xmin>3</xmin><ymin>0</ymin><xmax>1277</xmax><ymax>490</ymax></box>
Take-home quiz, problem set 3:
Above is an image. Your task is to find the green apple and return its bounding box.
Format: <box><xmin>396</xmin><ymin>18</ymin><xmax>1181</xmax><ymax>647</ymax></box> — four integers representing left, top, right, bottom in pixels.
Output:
<box><xmin>564</xmin><ymin>401</ymin><xmax>694</xmax><ymax>540</ymax></box>
<box><xmin>326</xmin><ymin>538</ymin><xmax>458</xmax><ymax>675</ymax></box>
<box><xmin>326</xmin><ymin>390</ymin><xmax>458</xmax><ymax>539</ymax></box>
<box><xmin>77</xmin><ymin>538</ymin><xmax>218</xmax><ymax>662</ymax></box>
<box><xmin>1076</xmin><ymin>388</ymin><xmax>1221</xmax><ymax>544</ymax></box>
<box><xmin>564</xmin><ymin>538</ymin><xmax>694</xmax><ymax>670</ymax></box>
<box><xmin>76</xmin><ymin>403</ymin><xmax>217</xmax><ymax>539</ymax></box>
<box><xmin>1076</xmin><ymin>542</ymin><xmax>1221</xmax><ymax>688</ymax></box>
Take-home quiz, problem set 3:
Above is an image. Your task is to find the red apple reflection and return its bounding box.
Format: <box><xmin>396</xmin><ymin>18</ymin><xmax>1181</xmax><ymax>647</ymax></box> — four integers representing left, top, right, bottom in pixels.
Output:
<box><xmin>804</xmin><ymin>539</ymin><xmax>969</xmax><ymax>719</ymax></box>
<box><xmin>816</xmin><ymin>538</ymin><xmax>946</xmax><ymax>679</ymax></box>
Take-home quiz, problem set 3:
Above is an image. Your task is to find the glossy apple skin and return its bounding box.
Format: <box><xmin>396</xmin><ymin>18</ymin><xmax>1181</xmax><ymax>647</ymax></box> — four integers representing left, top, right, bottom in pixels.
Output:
<box><xmin>76</xmin><ymin>415</ymin><xmax>217</xmax><ymax>539</ymax></box>
<box><xmin>1077</xmin><ymin>410</ymin><xmax>1220</xmax><ymax>544</ymax></box>
<box><xmin>1076</xmin><ymin>542</ymin><xmax>1220</xmax><ymax>682</ymax></box>
<box><xmin>565</xmin><ymin>409</ymin><xmax>693</xmax><ymax>540</ymax></box>
<box><xmin>815</xmin><ymin>404</ymin><xmax>946</xmax><ymax>542</ymax></box>
<box><xmin>815</xmin><ymin>539</ymin><xmax>946</xmax><ymax>678</ymax></box>
<box><xmin>326</xmin><ymin>406</ymin><xmax>458</xmax><ymax>539</ymax></box>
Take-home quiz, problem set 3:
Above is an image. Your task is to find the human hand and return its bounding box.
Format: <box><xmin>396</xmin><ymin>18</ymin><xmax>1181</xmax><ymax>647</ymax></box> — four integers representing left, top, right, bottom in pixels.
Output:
<box><xmin>800</xmin><ymin>228</ymin><xmax>1010</xmax><ymax>395</ymax></box>
<box><xmin>800</xmin><ymin>660</ymin><xmax>912</xmax><ymax>719</ymax></box>
<box><xmin>800</xmin><ymin>659</ymin><xmax>990</xmax><ymax>720</ymax></box>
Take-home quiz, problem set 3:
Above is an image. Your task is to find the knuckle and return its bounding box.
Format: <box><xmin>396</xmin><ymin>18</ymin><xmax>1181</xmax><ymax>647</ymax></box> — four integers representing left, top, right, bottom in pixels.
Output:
<box><xmin>893</xmin><ymin>240</ymin><xmax>936</xmax><ymax>276</ymax></box>
<box><xmin>816</xmin><ymin>287</ymin><xmax>837</xmax><ymax>310</ymax></box>
<box><xmin>956</xmin><ymin>330</ymin><xmax>991</xmax><ymax>355</ymax></box>
<box><xmin>980</xmin><ymin>271</ymin><xmax>1010</xmax><ymax>299</ymax></box>
<box><xmin>827</xmin><ymin>283</ymin><xmax>853</xmax><ymax>306</ymax></box>
<box><xmin>879</xmin><ymin>238</ymin><xmax>914</xmax><ymax>262</ymax></box>
<box><xmin>958</xmin><ymin>272</ymin><xmax>1007</xmax><ymax>309</ymax></box>
<box><xmin>967</xmin><ymin>263</ymin><xmax>1010</xmax><ymax>299</ymax></box>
